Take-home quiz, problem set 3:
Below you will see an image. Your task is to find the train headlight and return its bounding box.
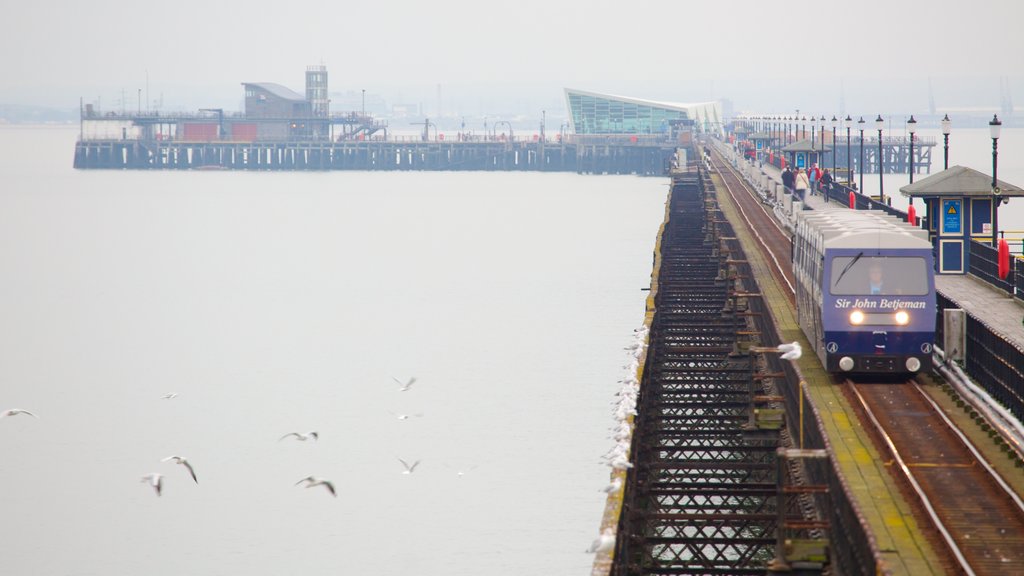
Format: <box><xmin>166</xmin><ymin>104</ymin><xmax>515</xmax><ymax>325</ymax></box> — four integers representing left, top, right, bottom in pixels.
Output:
<box><xmin>894</xmin><ymin>311</ymin><xmax>910</xmax><ymax>326</ymax></box>
<box><xmin>839</xmin><ymin>356</ymin><xmax>855</xmax><ymax>371</ymax></box>
<box><xmin>849</xmin><ymin>310</ymin><xmax>865</xmax><ymax>325</ymax></box>
<box><xmin>906</xmin><ymin>357</ymin><xmax>922</xmax><ymax>372</ymax></box>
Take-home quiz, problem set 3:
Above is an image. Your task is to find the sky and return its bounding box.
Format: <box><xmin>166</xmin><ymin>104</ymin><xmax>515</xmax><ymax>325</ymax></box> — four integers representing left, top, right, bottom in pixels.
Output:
<box><xmin>3</xmin><ymin>0</ymin><xmax>1023</xmax><ymax>120</ymax></box>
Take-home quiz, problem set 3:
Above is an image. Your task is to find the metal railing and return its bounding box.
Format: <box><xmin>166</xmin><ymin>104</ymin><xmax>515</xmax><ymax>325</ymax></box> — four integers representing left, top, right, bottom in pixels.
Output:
<box><xmin>936</xmin><ymin>293</ymin><xmax>1024</xmax><ymax>422</ymax></box>
<box><xmin>969</xmin><ymin>240</ymin><xmax>1018</xmax><ymax>296</ymax></box>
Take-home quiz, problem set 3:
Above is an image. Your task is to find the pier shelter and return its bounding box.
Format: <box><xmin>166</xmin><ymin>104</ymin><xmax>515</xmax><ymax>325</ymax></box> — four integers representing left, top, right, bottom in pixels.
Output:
<box><xmin>781</xmin><ymin>138</ymin><xmax>830</xmax><ymax>170</ymax></box>
<box><xmin>900</xmin><ymin>166</ymin><xmax>1024</xmax><ymax>274</ymax></box>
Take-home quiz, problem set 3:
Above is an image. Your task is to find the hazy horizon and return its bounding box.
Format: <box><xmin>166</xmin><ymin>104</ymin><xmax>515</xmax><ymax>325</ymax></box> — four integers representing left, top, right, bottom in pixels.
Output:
<box><xmin>4</xmin><ymin>0</ymin><xmax>1023</xmax><ymax>122</ymax></box>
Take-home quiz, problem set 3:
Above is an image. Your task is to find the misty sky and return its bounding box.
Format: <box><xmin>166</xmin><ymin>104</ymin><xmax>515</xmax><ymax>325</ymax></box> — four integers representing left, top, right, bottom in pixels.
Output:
<box><xmin>4</xmin><ymin>0</ymin><xmax>1023</xmax><ymax>117</ymax></box>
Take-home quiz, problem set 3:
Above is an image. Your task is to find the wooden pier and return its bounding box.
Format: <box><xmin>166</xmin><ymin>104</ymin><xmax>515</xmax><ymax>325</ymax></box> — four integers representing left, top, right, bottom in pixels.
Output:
<box><xmin>72</xmin><ymin>137</ymin><xmax>681</xmax><ymax>176</ymax></box>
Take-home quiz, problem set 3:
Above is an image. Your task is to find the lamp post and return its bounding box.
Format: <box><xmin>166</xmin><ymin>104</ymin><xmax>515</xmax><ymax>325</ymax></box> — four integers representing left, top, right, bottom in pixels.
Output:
<box><xmin>941</xmin><ymin>114</ymin><xmax>951</xmax><ymax>170</ymax></box>
<box><xmin>845</xmin><ymin>115</ymin><xmax>852</xmax><ymax>185</ymax></box>
<box><xmin>811</xmin><ymin>115</ymin><xmax>817</xmax><ymax>150</ymax></box>
<box><xmin>857</xmin><ymin>116</ymin><xmax>865</xmax><ymax>193</ymax></box>
<box><xmin>831</xmin><ymin>115</ymin><xmax>838</xmax><ymax>175</ymax></box>
<box><xmin>876</xmin><ymin>114</ymin><xmax>885</xmax><ymax>204</ymax></box>
<box><xmin>819</xmin><ymin>115</ymin><xmax>826</xmax><ymax>170</ymax></box>
<box><xmin>990</xmin><ymin>114</ymin><xmax>1002</xmax><ymax>247</ymax></box>
<box><xmin>801</xmin><ymin>116</ymin><xmax>807</xmax><ymax>140</ymax></box>
<box><xmin>907</xmin><ymin>115</ymin><xmax>917</xmax><ymax>185</ymax></box>
<box><xmin>361</xmin><ymin>89</ymin><xmax>365</xmax><ymax>117</ymax></box>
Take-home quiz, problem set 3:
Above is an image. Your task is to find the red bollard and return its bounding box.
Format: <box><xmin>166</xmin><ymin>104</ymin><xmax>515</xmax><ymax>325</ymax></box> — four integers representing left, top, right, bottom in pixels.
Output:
<box><xmin>849</xmin><ymin>191</ymin><xmax>856</xmax><ymax>209</ymax></box>
<box><xmin>907</xmin><ymin>204</ymin><xmax>917</xmax><ymax>225</ymax></box>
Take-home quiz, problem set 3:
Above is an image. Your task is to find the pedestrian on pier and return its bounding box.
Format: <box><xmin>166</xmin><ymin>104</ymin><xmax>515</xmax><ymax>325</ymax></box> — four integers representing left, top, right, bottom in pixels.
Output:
<box><xmin>794</xmin><ymin>169</ymin><xmax>809</xmax><ymax>203</ymax></box>
<box><xmin>781</xmin><ymin>166</ymin><xmax>795</xmax><ymax>193</ymax></box>
<box><xmin>808</xmin><ymin>163</ymin><xmax>821</xmax><ymax>196</ymax></box>
<box><xmin>820</xmin><ymin>168</ymin><xmax>833</xmax><ymax>197</ymax></box>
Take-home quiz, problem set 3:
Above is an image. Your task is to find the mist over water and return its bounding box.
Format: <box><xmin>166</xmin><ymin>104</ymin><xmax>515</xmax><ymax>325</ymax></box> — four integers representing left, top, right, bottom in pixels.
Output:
<box><xmin>0</xmin><ymin>127</ymin><xmax>668</xmax><ymax>575</ymax></box>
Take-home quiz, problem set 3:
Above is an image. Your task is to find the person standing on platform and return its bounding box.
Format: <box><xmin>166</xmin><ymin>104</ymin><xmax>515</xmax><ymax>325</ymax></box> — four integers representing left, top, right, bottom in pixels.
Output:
<box><xmin>808</xmin><ymin>163</ymin><xmax>820</xmax><ymax>196</ymax></box>
<box><xmin>794</xmin><ymin>168</ymin><xmax>809</xmax><ymax>203</ymax></box>
<box><xmin>782</xmin><ymin>166</ymin><xmax>795</xmax><ymax>193</ymax></box>
<box><xmin>820</xmin><ymin>168</ymin><xmax>833</xmax><ymax>198</ymax></box>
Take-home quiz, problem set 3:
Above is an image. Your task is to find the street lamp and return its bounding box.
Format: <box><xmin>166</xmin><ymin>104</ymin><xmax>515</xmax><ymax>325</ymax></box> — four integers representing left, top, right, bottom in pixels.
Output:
<box><xmin>819</xmin><ymin>115</ymin><xmax>826</xmax><ymax>170</ymax></box>
<box><xmin>845</xmin><ymin>115</ymin><xmax>852</xmax><ymax>185</ymax></box>
<box><xmin>831</xmin><ymin>115</ymin><xmax>838</xmax><ymax>176</ymax></box>
<box><xmin>361</xmin><ymin>89</ymin><xmax>365</xmax><ymax>117</ymax></box>
<box><xmin>907</xmin><ymin>115</ymin><xmax>917</xmax><ymax>184</ymax></box>
<box><xmin>876</xmin><ymin>114</ymin><xmax>885</xmax><ymax>204</ymax></box>
<box><xmin>990</xmin><ymin>114</ymin><xmax>1002</xmax><ymax>247</ymax></box>
<box><xmin>941</xmin><ymin>114</ymin><xmax>951</xmax><ymax>170</ymax></box>
<box><xmin>857</xmin><ymin>117</ymin><xmax>865</xmax><ymax>194</ymax></box>
<box><xmin>811</xmin><ymin>115</ymin><xmax>817</xmax><ymax>150</ymax></box>
<box><xmin>801</xmin><ymin>116</ymin><xmax>807</xmax><ymax>140</ymax></box>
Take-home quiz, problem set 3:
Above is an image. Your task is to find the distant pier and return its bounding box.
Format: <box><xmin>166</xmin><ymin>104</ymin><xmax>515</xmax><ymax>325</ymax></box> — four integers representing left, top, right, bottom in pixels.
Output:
<box><xmin>72</xmin><ymin>135</ymin><xmax>683</xmax><ymax>176</ymax></box>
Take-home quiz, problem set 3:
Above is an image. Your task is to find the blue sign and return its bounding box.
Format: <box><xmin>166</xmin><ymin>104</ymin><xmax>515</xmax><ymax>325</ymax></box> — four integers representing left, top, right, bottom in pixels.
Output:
<box><xmin>796</xmin><ymin>153</ymin><xmax>806</xmax><ymax>168</ymax></box>
<box><xmin>942</xmin><ymin>200</ymin><xmax>962</xmax><ymax>234</ymax></box>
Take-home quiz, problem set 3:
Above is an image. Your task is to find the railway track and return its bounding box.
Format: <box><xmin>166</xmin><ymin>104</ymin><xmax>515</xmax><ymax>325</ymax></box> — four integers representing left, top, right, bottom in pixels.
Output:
<box><xmin>848</xmin><ymin>379</ymin><xmax>1024</xmax><ymax>575</ymax></box>
<box><xmin>704</xmin><ymin>142</ymin><xmax>1024</xmax><ymax>574</ymax></box>
<box><xmin>705</xmin><ymin>149</ymin><xmax>795</xmax><ymax>305</ymax></box>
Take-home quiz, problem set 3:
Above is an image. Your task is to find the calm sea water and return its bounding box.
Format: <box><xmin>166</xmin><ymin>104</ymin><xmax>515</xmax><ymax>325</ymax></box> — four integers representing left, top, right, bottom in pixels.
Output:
<box><xmin>0</xmin><ymin>126</ymin><xmax>669</xmax><ymax>575</ymax></box>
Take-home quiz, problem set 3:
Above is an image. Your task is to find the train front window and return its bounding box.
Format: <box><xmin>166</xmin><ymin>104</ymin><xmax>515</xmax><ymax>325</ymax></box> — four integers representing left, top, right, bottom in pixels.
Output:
<box><xmin>830</xmin><ymin>256</ymin><xmax>928</xmax><ymax>295</ymax></box>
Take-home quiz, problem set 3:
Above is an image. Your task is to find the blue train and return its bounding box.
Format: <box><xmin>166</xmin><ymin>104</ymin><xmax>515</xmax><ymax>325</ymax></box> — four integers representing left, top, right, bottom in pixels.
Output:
<box><xmin>792</xmin><ymin>210</ymin><xmax>936</xmax><ymax>374</ymax></box>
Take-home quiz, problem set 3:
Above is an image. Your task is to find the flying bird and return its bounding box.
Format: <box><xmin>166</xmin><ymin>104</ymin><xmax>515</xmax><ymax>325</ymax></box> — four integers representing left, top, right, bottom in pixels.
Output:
<box><xmin>161</xmin><ymin>455</ymin><xmax>198</xmax><ymax>483</ymax></box>
<box><xmin>388</xmin><ymin>411</ymin><xmax>423</xmax><ymax>421</ymax></box>
<box><xmin>141</xmin><ymin>473</ymin><xmax>164</xmax><ymax>496</ymax></box>
<box><xmin>398</xmin><ymin>458</ymin><xmax>420</xmax><ymax>475</ymax></box>
<box><xmin>295</xmin><ymin>476</ymin><xmax>336</xmax><ymax>497</ymax></box>
<box><xmin>161</xmin><ymin>393</ymin><xmax>178</xmax><ymax>400</ymax></box>
<box><xmin>1</xmin><ymin>409</ymin><xmax>37</xmax><ymax>419</ymax></box>
<box><xmin>279</xmin><ymin>431</ymin><xmax>319</xmax><ymax>442</ymax></box>
<box><xmin>392</xmin><ymin>376</ymin><xmax>417</xmax><ymax>392</ymax></box>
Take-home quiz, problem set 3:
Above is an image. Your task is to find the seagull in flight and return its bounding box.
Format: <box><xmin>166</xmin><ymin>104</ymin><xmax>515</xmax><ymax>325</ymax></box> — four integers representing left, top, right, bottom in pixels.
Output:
<box><xmin>388</xmin><ymin>411</ymin><xmax>423</xmax><ymax>421</ymax></box>
<box><xmin>398</xmin><ymin>458</ymin><xmax>420</xmax><ymax>475</ymax></box>
<box><xmin>1</xmin><ymin>409</ymin><xmax>37</xmax><ymax>419</ymax></box>
<box><xmin>161</xmin><ymin>456</ymin><xmax>198</xmax><ymax>483</ymax></box>
<box><xmin>161</xmin><ymin>393</ymin><xmax>178</xmax><ymax>400</ymax></box>
<box><xmin>279</xmin><ymin>431</ymin><xmax>319</xmax><ymax>442</ymax></box>
<box><xmin>141</xmin><ymin>473</ymin><xmax>164</xmax><ymax>496</ymax></box>
<box><xmin>295</xmin><ymin>476</ymin><xmax>336</xmax><ymax>497</ymax></box>
<box><xmin>392</xmin><ymin>376</ymin><xmax>417</xmax><ymax>392</ymax></box>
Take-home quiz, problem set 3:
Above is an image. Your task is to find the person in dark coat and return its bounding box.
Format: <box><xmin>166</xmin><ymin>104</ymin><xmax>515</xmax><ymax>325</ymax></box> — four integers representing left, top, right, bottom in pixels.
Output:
<box><xmin>820</xmin><ymin>168</ymin><xmax>834</xmax><ymax>197</ymax></box>
<box><xmin>782</xmin><ymin>167</ymin><xmax>795</xmax><ymax>192</ymax></box>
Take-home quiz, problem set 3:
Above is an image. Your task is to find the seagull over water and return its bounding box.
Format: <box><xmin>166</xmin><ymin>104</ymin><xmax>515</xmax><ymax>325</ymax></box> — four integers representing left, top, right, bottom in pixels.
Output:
<box><xmin>141</xmin><ymin>473</ymin><xmax>164</xmax><ymax>496</ymax></box>
<box><xmin>279</xmin><ymin>431</ymin><xmax>319</xmax><ymax>442</ymax></box>
<box><xmin>295</xmin><ymin>476</ymin><xmax>336</xmax><ymax>497</ymax></box>
<box><xmin>1</xmin><ymin>409</ymin><xmax>37</xmax><ymax>419</ymax></box>
<box><xmin>161</xmin><ymin>456</ymin><xmax>198</xmax><ymax>483</ymax></box>
<box><xmin>161</xmin><ymin>393</ymin><xmax>178</xmax><ymax>400</ymax></box>
<box><xmin>398</xmin><ymin>458</ymin><xmax>420</xmax><ymax>475</ymax></box>
<box><xmin>392</xmin><ymin>376</ymin><xmax>417</xmax><ymax>392</ymax></box>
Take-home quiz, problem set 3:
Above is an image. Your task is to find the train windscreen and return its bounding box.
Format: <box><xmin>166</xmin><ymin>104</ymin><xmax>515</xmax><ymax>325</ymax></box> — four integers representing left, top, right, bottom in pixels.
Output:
<box><xmin>829</xmin><ymin>255</ymin><xmax>929</xmax><ymax>296</ymax></box>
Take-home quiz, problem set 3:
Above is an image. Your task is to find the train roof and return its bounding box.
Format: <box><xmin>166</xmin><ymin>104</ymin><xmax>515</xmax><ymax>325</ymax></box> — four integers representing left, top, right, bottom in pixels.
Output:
<box><xmin>795</xmin><ymin>209</ymin><xmax>931</xmax><ymax>250</ymax></box>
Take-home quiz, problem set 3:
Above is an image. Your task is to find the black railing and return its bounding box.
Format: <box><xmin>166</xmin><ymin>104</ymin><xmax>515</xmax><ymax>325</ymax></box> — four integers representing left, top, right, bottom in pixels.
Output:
<box><xmin>1017</xmin><ymin>262</ymin><xmax>1024</xmax><ymax>304</ymax></box>
<box><xmin>969</xmin><ymin>240</ymin><xmax>1016</xmax><ymax>295</ymax></box>
<box><xmin>937</xmin><ymin>293</ymin><xmax>1024</xmax><ymax>422</ymax></box>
